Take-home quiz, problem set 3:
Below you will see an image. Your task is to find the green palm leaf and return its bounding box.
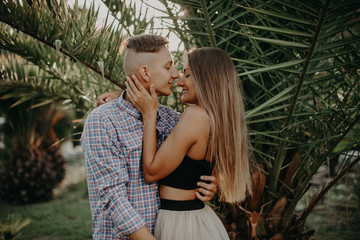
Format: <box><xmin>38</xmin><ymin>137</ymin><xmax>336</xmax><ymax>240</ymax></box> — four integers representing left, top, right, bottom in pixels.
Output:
<box><xmin>159</xmin><ymin>0</ymin><xmax>360</xmax><ymax>236</ymax></box>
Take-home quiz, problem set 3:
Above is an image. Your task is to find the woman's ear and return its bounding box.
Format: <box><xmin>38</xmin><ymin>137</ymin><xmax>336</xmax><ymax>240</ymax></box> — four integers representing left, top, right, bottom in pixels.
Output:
<box><xmin>138</xmin><ymin>66</ymin><xmax>151</xmax><ymax>82</ymax></box>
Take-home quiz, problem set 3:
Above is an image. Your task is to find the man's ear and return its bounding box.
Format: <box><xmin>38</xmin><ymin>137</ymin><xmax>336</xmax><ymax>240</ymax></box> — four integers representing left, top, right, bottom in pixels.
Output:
<box><xmin>138</xmin><ymin>66</ymin><xmax>151</xmax><ymax>82</ymax></box>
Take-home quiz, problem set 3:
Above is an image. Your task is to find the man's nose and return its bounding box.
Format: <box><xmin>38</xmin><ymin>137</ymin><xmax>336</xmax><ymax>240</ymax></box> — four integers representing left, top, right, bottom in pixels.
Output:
<box><xmin>172</xmin><ymin>67</ymin><xmax>180</xmax><ymax>79</ymax></box>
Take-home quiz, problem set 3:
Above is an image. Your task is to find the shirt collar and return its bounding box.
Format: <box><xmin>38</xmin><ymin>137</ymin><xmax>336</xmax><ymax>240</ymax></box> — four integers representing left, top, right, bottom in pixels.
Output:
<box><xmin>117</xmin><ymin>91</ymin><xmax>142</xmax><ymax>120</ymax></box>
<box><xmin>117</xmin><ymin>91</ymin><xmax>161</xmax><ymax>122</ymax></box>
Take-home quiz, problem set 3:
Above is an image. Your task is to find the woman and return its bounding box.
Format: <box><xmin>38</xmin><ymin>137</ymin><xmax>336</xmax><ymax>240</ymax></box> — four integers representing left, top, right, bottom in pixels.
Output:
<box><xmin>126</xmin><ymin>47</ymin><xmax>252</xmax><ymax>240</ymax></box>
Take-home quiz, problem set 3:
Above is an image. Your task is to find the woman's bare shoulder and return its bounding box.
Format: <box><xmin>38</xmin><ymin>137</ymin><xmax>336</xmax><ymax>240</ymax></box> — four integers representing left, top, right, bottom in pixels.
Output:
<box><xmin>179</xmin><ymin>106</ymin><xmax>210</xmax><ymax>132</ymax></box>
<box><xmin>182</xmin><ymin>106</ymin><xmax>209</xmax><ymax>120</ymax></box>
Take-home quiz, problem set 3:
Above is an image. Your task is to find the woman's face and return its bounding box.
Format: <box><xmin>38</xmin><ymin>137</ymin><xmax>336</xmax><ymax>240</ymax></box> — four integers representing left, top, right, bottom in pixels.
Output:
<box><xmin>177</xmin><ymin>61</ymin><xmax>199</xmax><ymax>105</ymax></box>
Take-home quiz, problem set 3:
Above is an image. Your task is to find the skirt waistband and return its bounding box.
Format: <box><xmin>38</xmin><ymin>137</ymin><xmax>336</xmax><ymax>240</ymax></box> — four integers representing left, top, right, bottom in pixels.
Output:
<box><xmin>160</xmin><ymin>198</ymin><xmax>205</xmax><ymax>211</ymax></box>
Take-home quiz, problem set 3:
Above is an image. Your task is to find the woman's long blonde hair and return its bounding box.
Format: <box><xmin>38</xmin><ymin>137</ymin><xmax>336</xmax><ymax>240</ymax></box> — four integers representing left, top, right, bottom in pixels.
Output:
<box><xmin>188</xmin><ymin>47</ymin><xmax>252</xmax><ymax>203</ymax></box>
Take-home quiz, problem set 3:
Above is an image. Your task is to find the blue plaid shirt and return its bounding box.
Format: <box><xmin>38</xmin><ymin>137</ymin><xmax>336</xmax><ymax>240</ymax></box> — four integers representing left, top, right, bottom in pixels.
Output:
<box><xmin>81</xmin><ymin>92</ymin><xmax>180</xmax><ymax>239</ymax></box>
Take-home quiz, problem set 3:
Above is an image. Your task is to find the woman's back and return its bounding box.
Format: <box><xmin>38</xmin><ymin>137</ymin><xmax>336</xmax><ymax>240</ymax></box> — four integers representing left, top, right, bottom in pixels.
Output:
<box><xmin>157</xmin><ymin>106</ymin><xmax>213</xmax><ymax>201</ymax></box>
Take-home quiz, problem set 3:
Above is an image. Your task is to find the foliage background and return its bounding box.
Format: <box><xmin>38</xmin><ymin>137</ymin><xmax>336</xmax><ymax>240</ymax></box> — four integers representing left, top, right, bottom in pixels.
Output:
<box><xmin>0</xmin><ymin>0</ymin><xmax>359</xmax><ymax>239</ymax></box>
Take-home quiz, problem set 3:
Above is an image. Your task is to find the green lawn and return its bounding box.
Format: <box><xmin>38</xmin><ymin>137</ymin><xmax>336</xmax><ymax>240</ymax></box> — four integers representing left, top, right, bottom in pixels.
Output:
<box><xmin>306</xmin><ymin>202</ymin><xmax>360</xmax><ymax>240</ymax></box>
<box><xmin>0</xmin><ymin>181</ymin><xmax>92</xmax><ymax>240</ymax></box>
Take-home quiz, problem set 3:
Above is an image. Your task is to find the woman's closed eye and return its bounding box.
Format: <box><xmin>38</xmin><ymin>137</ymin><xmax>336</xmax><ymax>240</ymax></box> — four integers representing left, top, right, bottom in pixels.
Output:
<box><xmin>183</xmin><ymin>68</ymin><xmax>190</xmax><ymax>78</ymax></box>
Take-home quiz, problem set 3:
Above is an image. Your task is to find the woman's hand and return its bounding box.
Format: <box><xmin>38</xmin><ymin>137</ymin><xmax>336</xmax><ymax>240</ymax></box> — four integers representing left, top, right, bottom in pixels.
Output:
<box><xmin>125</xmin><ymin>75</ymin><xmax>158</xmax><ymax>119</ymax></box>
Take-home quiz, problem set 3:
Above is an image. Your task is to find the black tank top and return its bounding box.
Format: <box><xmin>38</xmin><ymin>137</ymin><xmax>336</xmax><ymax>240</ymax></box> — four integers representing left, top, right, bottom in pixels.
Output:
<box><xmin>159</xmin><ymin>145</ymin><xmax>213</xmax><ymax>190</ymax></box>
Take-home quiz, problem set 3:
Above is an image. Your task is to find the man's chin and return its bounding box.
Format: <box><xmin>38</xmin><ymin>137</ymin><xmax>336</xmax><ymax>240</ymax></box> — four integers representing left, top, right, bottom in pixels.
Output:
<box><xmin>155</xmin><ymin>91</ymin><xmax>169</xmax><ymax>97</ymax></box>
<box><xmin>156</xmin><ymin>89</ymin><xmax>172</xmax><ymax>97</ymax></box>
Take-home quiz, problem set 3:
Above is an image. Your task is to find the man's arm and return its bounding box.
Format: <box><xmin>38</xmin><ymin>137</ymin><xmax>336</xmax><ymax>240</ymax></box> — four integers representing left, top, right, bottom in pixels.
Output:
<box><xmin>96</xmin><ymin>91</ymin><xmax>121</xmax><ymax>106</ymax></box>
<box><xmin>82</xmin><ymin>111</ymin><xmax>150</xmax><ymax>238</ymax></box>
<box><xmin>129</xmin><ymin>226</ymin><xmax>156</xmax><ymax>240</ymax></box>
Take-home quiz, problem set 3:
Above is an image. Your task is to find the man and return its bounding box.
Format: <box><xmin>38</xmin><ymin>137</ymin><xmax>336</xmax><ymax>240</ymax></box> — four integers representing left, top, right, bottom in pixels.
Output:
<box><xmin>81</xmin><ymin>34</ymin><xmax>217</xmax><ymax>239</ymax></box>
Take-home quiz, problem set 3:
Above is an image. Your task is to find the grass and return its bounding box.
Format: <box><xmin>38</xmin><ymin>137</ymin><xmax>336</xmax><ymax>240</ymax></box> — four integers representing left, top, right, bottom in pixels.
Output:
<box><xmin>304</xmin><ymin>176</ymin><xmax>360</xmax><ymax>240</ymax></box>
<box><xmin>304</xmin><ymin>192</ymin><xmax>360</xmax><ymax>240</ymax></box>
<box><xmin>0</xmin><ymin>181</ymin><xmax>92</xmax><ymax>240</ymax></box>
<box><xmin>306</xmin><ymin>205</ymin><xmax>360</xmax><ymax>240</ymax></box>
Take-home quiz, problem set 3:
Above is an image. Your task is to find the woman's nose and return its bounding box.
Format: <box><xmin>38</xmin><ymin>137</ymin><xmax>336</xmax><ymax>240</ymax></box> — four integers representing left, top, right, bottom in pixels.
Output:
<box><xmin>177</xmin><ymin>76</ymin><xmax>184</xmax><ymax>86</ymax></box>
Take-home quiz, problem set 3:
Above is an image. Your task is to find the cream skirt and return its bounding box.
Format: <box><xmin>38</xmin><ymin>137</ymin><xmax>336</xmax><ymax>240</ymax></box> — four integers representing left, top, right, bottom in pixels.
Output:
<box><xmin>154</xmin><ymin>199</ymin><xmax>230</xmax><ymax>240</ymax></box>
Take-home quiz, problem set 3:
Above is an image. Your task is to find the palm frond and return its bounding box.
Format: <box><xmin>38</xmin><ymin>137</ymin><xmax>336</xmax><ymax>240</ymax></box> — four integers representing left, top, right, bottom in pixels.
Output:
<box><xmin>0</xmin><ymin>53</ymin><xmax>95</xmax><ymax>110</ymax></box>
<box><xmin>0</xmin><ymin>0</ymin><xmax>133</xmax><ymax>89</ymax></box>
<box><xmin>158</xmin><ymin>0</ymin><xmax>360</xmax><ymax>233</ymax></box>
<box><xmin>102</xmin><ymin>0</ymin><xmax>155</xmax><ymax>35</ymax></box>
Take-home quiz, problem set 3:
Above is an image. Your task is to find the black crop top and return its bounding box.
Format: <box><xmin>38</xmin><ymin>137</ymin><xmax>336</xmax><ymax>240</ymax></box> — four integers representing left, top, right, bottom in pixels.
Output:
<box><xmin>159</xmin><ymin>155</ymin><xmax>213</xmax><ymax>190</ymax></box>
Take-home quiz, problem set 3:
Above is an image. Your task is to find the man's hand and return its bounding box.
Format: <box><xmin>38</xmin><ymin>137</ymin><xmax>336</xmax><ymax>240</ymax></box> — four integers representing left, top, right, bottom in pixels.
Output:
<box><xmin>129</xmin><ymin>226</ymin><xmax>156</xmax><ymax>240</ymax></box>
<box><xmin>196</xmin><ymin>175</ymin><xmax>218</xmax><ymax>202</ymax></box>
<box><xmin>96</xmin><ymin>91</ymin><xmax>121</xmax><ymax>106</ymax></box>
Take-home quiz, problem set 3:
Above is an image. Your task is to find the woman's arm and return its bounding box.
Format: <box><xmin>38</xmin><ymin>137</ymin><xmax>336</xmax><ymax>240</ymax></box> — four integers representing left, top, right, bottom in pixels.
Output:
<box><xmin>142</xmin><ymin>109</ymin><xmax>205</xmax><ymax>182</ymax></box>
<box><xmin>125</xmin><ymin>77</ymin><xmax>158</xmax><ymax>180</ymax></box>
<box><xmin>126</xmin><ymin>76</ymin><xmax>208</xmax><ymax>183</ymax></box>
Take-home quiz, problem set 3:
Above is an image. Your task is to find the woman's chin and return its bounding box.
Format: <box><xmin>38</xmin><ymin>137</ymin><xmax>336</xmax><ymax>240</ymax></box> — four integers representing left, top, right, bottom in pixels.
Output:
<box><xmin>181</xmin><ymin>97</ymin><xmax>191</xmax><ymax>105</ymax></box>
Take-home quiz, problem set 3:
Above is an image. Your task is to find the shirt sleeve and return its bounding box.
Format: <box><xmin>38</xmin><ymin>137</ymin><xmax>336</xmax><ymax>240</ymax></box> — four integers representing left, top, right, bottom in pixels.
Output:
<box><xmin>81</xmin><ymin>111</ymin><xmax>145</xmax><ymax>237</ymax></box>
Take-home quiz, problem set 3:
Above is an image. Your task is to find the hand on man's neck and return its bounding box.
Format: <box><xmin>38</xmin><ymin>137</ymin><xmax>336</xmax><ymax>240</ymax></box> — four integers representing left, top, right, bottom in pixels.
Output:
<box><xmin>124</xmin><ymin>86</ymin><xmax>158</xmax><ymax>103</ymax></box>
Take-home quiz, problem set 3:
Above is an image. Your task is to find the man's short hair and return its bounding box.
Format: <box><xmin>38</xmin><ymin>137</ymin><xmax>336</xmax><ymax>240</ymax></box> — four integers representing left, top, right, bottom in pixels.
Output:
<box><xmin>124</xmin><ymin>34</ymin><xmax>169</xmax><ymax>53</ymax></box>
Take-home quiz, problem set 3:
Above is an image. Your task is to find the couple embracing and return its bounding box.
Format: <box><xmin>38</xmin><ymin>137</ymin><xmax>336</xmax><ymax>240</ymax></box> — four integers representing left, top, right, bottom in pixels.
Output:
<box><xmin>81</xmin><ymin>34</ymin><xmax>252</xmax><ymax>239</ymax></box>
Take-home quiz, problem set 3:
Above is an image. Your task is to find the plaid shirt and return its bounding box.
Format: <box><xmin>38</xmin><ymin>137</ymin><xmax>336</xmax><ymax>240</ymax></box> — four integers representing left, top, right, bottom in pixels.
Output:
<box><xmin>81</xmin><ymin>92</ymin><xmax>180</xmax><ymax>239</ymax></box>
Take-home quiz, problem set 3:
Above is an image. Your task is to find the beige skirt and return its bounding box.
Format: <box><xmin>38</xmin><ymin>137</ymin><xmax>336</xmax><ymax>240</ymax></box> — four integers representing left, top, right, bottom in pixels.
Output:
<box><xmin>154</xmin><ymin>199</ymin><xmax>229</xmax><ymax>240</ymax></box>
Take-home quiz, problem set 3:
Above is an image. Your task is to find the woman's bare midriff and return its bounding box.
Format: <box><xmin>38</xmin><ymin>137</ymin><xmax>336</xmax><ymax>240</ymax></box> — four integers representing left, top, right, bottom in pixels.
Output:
<box><xmin>159</xmin><ymin>184</ymin><xmax>197</xmax><ymax>200</ymax></box>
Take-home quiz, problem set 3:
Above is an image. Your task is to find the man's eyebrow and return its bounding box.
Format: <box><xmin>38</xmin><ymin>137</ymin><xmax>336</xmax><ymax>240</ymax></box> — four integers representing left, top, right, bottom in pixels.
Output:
<box><xmin>183</xmin><ymin>68</ymin><xmax>189</xmax><ymax>72</ymax></box>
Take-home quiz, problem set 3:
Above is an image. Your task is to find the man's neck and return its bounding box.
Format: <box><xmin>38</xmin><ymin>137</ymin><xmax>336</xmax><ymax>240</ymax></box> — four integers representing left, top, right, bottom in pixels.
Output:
<box><xmin>124</xmin><ymin>91</ymin><xmax>130</xmax><ymax>102</ymax></box>
<box><xmin>124</xmin><ymin>90</ymin><xmax>160</xmax><ymax>102</ymax></box>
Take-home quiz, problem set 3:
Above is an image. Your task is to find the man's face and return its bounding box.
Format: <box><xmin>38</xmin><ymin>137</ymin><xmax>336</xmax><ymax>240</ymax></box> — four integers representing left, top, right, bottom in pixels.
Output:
<box><xmin>146</xmin><ymin>47</ymin><xmax>180</xmax><ymax>96</ymax></box>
